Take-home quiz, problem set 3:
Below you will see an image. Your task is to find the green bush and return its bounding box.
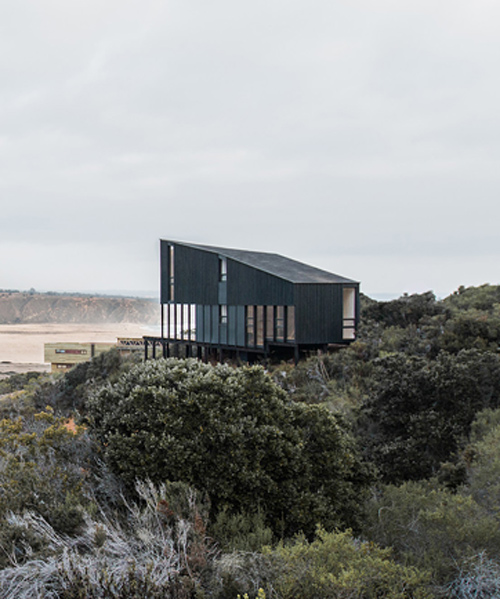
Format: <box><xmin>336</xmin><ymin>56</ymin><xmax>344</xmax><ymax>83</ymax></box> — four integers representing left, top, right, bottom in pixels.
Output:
<box><xmin>359</xmin><ymin>350</ymin><xmax>500</xmax><ymax>483</ymax></box>
<box><xmin>364</xmin><ymin>481</ymin><xmax>500</xmax><ymax>584</ymax></box>
<box><xmin>261</xmin><ymin>528</ymin><xmax>432</xmax><ymax>599</ymax></box>
<box><xmin>0</xmin><ymin>409</ymin><xmax>90</xmax><ymax>558</ymax></box>
<box><xmin>210</xmin><ymin>507</ymin><xmax>273</xmax><ymax>552</ymax></box>
<box><xmin>87</xmin><ymin>358</ymin><xmax>371</xmax><ymax>538</ymax></box>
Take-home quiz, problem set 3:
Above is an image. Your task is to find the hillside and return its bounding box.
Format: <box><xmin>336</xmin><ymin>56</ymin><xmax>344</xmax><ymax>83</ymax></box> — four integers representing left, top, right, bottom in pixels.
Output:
<box><xmin>0</xmin><ymin>291</ymin><xmax>159</xmax><ymax>325</ymax></box>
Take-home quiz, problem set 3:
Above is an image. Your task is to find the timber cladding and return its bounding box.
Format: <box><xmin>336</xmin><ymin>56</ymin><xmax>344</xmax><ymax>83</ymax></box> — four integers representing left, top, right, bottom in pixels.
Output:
<box><xmin>156</xmin><ymin>239</ymin><xmax>360</xmax><ymax>359</ymax></box>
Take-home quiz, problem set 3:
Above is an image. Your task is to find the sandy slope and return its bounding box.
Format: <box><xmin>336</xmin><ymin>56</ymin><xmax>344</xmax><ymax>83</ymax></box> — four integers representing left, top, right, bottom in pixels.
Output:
<box><xmin>0</xmin><ymin>323</ymin><xmax>157</xmax><ymax>371</ymax></box>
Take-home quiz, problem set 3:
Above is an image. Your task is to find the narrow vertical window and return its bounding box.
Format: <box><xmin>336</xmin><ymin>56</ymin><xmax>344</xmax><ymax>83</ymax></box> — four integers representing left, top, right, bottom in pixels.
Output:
<box><xmin>266</xmin><ymin>306</ymin><xmax>275</xmax><ymax>341</ymax></box>
<box><xmin>169</xmin><ymin>245</ymin><xmax>175</xmax><ymax>302</ymax></box>
<box><xmin>189</xmin><ymin>304</ymin><xmax>196</xmax><ymax>341</ymax></box>
<box><xmin>219</xmin><ymin>257</ymin><xmax>227</xmax><ymax>282</ymax></box>
<box><xmin>256</xmin><ymin>306</ymin><xmax>264</xmax><ymax>347</ymax></box>
<box><xmin>286</xmin><ymin>306</ymin><xmax>295</xmax><ymax>342</ymax></box>
<box><xmin>276</xmin><ymin>306</ymin><xmax>285</xmax><ymax>342</ymax></box>
<box><xmin>219</xmin><ymin>304</ymin><xmax>228</xmax><ymax>325</ymax></box>
<box><xmin>246</xmin><ymin>306</ymin><xmax>255</xmax><ymax>347</ymax></box>
<box><xmin>343</xmin><ymin>288</ymin><xmax>356</xmax><ymax>340</ymax></box>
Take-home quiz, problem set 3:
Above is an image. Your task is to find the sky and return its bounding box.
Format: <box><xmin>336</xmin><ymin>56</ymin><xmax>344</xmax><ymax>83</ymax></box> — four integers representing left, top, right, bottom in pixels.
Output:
<box><xmin>1</xmin><ymin>0</ymin><xmax>500</xmax><ymax>300</ymax></box>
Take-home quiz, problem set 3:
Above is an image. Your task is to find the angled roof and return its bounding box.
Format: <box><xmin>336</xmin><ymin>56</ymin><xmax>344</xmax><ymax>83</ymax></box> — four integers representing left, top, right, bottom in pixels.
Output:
<box><xmin>164</xmin><ymin>240</ymin><xmax>358</xmax><ymax>284</ymax></box>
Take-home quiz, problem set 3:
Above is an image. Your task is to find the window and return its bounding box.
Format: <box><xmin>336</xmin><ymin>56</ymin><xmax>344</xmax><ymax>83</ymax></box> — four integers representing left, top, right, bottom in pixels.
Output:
<box><xmin>266</xmin><ymin>306</ymin><xmax>275</xmax><ymax>341</ymax></box>
<box><xmin>256</xmin><ymin>306</ymin><xmax>264</xmax><ymax>347</ymax></box>
<box><xmin>219</xmin><ymin>304</ymin><xmax>228</xmax><ymax>325</ymax></box>
<box><xmin>246</xmin><ymin>306</ymin><xmax>255</xmax><ymax>347</ymax></box>
<box><xmin>219</xmin><ymin>257</ymin><xmax>227</xmax><ymax>282</ymax></box>
<box><xmin>286</xmin><ymin>306</ymin><xmax>295</xmax><ymax>341</ymax></box>
<box><xmin>343</xmin><ymin>288</ymin><xmax>356</xmax><ymax>340</ymax></box>
<box><xmin>169</xmin><ymin>245</ymin><xmax>175</xmax><ymax>302</ymax></box>
<box><xmin>276</xmin><ymin>306</ymin><xmax>285</xmax><ymax>342</ymax></box>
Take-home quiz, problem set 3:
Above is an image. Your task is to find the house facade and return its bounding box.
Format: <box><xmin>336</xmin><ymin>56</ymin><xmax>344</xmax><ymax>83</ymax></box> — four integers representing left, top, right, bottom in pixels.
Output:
<box><xmin>144</xmin><ymin>240</ymin><xmax>360</xmax><ymax>362</ymax></box>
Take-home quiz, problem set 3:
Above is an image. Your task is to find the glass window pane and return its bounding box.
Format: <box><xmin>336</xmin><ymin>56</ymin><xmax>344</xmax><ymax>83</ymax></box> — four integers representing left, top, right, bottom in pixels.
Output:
<box><xmin>343</xmin><ymin>288</ymin><xmax>355</xmax><ymax>319</ymax></box>
<box><xmin>286</xmin><ymin>306</ymin><xmax>295</xmax><ymax>341</ymax></box>
<box><xmin>276</xmin><ymin>306</ymin><xmax>284</xmax><ymax>342</ymax></box>
<box><xmin>256</xmin><ymin>306</ymin><xmax>264</xmax><ymax>347</ymax></box>
<box><xmin>169</xmin><ymin>245</ymin><xmax>175</xmax><ymax>301</ymax></box>
<box><xmin>246</xmin><ymin>306</ymin><xmax>255</xmax><ymax>347</ymax></box>
<box><xmin>343</xmin><ymin>328</ymin><xmax>356</xmax><ymax>340</ymax></box>
<box><xmin>219</xmin><ymin>257</ymin><xmax>227</xmax><ymax>282</ymax></box>
<box><xmin>266</xmin><ymin>306</ymin><xmax>274</xmax><ymax>341</ymax></box>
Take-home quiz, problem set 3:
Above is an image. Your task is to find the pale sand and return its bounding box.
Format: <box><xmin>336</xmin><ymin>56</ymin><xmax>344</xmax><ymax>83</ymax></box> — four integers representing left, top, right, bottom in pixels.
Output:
<box><xmin>0</xmin><ymin>323</ymin><xmax>158</xmax><ymax>373</ymax></box>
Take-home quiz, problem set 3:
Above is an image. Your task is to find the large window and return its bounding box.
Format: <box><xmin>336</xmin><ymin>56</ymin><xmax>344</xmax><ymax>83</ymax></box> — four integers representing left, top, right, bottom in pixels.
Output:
<box><xmin>343</xmin><ymin>288</ymin><xmax>356</xmax><ymax>340</ymax></box>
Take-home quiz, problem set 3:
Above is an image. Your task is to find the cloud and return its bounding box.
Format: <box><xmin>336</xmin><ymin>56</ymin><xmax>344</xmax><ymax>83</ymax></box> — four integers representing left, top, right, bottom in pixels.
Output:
<box><xmin>1</xmin><ymin>0</ymin><xmax>499</xmax><ymax>296</ymax></box>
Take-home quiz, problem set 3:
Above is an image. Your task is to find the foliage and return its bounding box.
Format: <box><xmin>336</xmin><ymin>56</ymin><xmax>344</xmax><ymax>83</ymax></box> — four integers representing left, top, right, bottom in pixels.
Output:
<box><xmin>364</xmin><ymin>481</ymin><xmax>500</xmax><ymax>585</ymax></box>
<box><xmin>0</xmin><ymin>372</ymin><xmax>46</xmax><ymax>397</ymax></box>
<box><xmin>0</xmin><ymin>372</ymin><xmax>52</xmax><ymax>420</ymax></box>
<box><xmin>0</xmin><ymin>481</ymin><xmax>216</xmax><ymax>599</ymax></box>
<box><xmin>443</xmin><ymin>284</ymin><xmax>500</xmax><ymax>313</ymax></box>
<box><xmin>445</xmin><ymin>553</ymin><xmax>500</xmax><ymax>599</ymax></box>
<box><xmin>33</xmin><ymin>348</ymin><xmax>139</xmax><ymax>415</ymax></box>
<box><xmin>358</xmin><ymin>286</ymin><xmax>500</xmax><ymax>358</ymax></box>
<box><xmin>463</xmin><ymin>409</ymin><xmax>500</xmax><ymax>519</ymax></box>
<box><xmin>272</xmin><ymin>341</ymin><xmax>375</xmax><ymax>414</ymax></box>
<box><xmin>87</xmin><ymin>358</ymin><xmax>371</xmax><ymax>538</ymax></box>
<box><xmin>361</xmin><ymin>291</ymin><xmax>445</xmax><ymax>329</ymax></box>
<box><xmin>210</xmin><ymin>507</ymin><xmax>274</xmax><ymax>552</ymax></box>
<box><xmin>0</xmin><ymin>408</ymin><xmax>91</xmax><ymax>566</ymax></box>
<box><xmin>358</xmin><ymin>350</ymin><xmax>500</xmax><ymax>483</ymax></box>
<box><xmin>264</xmin><ymin>528</ymin><xmax>432</xmax><ymax>599</ymax></box>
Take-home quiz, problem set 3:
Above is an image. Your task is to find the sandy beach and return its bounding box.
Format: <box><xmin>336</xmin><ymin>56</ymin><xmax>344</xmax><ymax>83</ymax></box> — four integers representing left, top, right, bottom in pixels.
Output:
<box><xmin>0</xmin><ymin>323</ymin><xmax>158</xmax><ymax>375</ymax></box>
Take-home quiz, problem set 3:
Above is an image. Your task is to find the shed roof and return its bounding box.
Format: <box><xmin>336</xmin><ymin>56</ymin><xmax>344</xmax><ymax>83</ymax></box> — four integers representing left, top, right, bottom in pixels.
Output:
<box><xmin>164</xmin><ymin>240</ymin><xmax>358</xmax><ymax>285</ymax></box>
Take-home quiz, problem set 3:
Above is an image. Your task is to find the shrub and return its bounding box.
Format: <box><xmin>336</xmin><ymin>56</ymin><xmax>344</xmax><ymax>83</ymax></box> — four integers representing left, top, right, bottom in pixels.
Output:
<box><xmin>267</xmin><ymin>528</ymin><xmax>432</xmax><ymax>599</ymax></box>
<box><xmin>87</xmin><ymin>358</ymin><xmax>371</xmax><ymax>538</ymax></box>
<box><xmin>0</xmin><ymin>481</ymin><xmax>215</xmax><ymax>599</ymax></box>
<box><xmin>217</xmin><ymin>528</ymin><xmax>432</xmax><ymax>599</ymax></box>
<box><xmin>359</xmin><ymin>350</ymin><xmax>500</xmax><ymax>483</ymax></box>
<box><xmin>364</xmin><ymin>481</ymin><xmax>500</xmax><ymax>584</ymax></box>
<box><xmin>0</xmin><ymin>408</ymin><xmax>91</xmax><ymax>563</ymax></box>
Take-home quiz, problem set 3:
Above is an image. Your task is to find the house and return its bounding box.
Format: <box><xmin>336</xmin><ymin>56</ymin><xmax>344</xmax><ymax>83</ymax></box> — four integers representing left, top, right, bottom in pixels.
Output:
<box><xmin>144</xmin><ymin>240</ymin><xmax>360</xmax><ymax>362</ymax></box>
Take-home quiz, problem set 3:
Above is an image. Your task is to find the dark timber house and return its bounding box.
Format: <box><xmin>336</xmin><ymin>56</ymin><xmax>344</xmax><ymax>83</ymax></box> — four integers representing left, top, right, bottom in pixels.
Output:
<box><xmin>144</xmin><ymin>240</ymin><xmax>360</xmax><ymax>362</ymax></box>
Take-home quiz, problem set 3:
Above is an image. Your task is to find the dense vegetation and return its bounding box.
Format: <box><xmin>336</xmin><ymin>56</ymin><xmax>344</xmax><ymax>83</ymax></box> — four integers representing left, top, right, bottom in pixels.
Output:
<box><xmin>2</xmin><ymin>283</ymin><xmax>500</xmax><ymax>597</ymax></box>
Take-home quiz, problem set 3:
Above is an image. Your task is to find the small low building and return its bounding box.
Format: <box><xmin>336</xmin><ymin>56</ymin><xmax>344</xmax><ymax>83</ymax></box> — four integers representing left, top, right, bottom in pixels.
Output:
<box><xmin>44</xmin><ymin>342</ymin><xmax>116</xmax><ymax>372</ymax></box>
<box><xmin>144</xmin><ymin>240</ymin><xmax>360</xmax><ymax>362</ymax></box>
<box><xmin>44</xmin><ymin>338</ymin><xmax>145</xmax><ymax>372</ymax></box>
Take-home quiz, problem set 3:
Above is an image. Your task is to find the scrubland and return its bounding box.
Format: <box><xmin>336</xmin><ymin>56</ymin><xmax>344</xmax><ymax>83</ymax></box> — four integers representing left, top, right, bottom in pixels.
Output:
<box><xmin>1</xmin><ymin>284</ymin><xmax>500</xmax><ymax>598</ymax></box>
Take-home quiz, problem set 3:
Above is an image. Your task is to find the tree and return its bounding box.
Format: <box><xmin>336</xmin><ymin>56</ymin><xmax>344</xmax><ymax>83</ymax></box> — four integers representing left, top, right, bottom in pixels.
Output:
<box><xmin>87</xmin><ymin>358</ymin><xmax>371</xmax><ymax>538</ymax></box>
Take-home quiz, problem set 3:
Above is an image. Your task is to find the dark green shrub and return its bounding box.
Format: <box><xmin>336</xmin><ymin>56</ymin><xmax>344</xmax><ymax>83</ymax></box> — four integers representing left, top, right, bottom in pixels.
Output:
<box><xmin>88</xmin><ymin>358</ymin><xmax>371</xmax><ymax>538</ymax></box>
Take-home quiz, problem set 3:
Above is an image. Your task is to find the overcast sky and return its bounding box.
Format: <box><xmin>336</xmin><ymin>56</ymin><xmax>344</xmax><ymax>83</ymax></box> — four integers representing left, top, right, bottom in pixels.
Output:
<box><xmin>1</xmin><ymin>0</ymin><xmax>499</xmax><ymax>299</ymax></box>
